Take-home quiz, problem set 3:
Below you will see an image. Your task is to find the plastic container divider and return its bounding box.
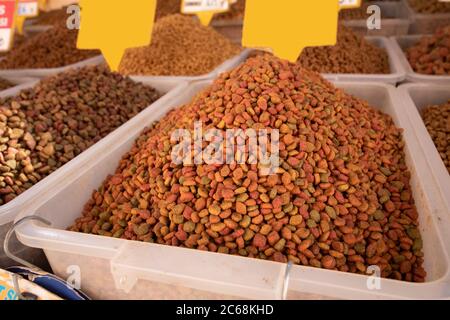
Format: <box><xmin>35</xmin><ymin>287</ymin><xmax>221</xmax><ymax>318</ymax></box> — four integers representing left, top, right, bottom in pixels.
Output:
<box><xmin>13</xmin><ymin>80</ymin><xmax>450</xmax><ymax>300</ymax></box>
<box><xmin>128</xmin><ymin>49</ymin><xmax>252</xmax><ymax>84</ymax></box>
<box><xmin>397</xmin><ymin>83</ymin><xmax>450</xmax><ymax>211</ymax></box>
<box><xmin>390</xmin><ymin>35</ymin><xmax>450</xmax><ymax>84</ymax></box>
<box><xmin>341</xmin><ymin>1</ymin><xmax>411</xmax><ymax>36</ymax></box>
<box><xmin>0</xmin><ymin>77</ymin><xmax>190</xmax><ymax>227</ymax></box>
<box><xmin>0</xmin><ymin>77</ymin><xmax>39</xmax><ymax>94</ymax></box>
<box><xmin>402</xmin><ymin>0</ymin><xmax>450</xmax><ymax>35</ymax></box>
<box><xmin>211</xmin><ymin>19</ymin><xmax>244</xmax><ymax>44</ymax></box>
<box><xmin>0</xmin><ymin>55</ymin><xmax>106</xmax><ymax>79</ymax></box>
<box><xmin>322</xmin><ymin>37</ymin><xmax>406</xmax><ymax>84</ymax></box>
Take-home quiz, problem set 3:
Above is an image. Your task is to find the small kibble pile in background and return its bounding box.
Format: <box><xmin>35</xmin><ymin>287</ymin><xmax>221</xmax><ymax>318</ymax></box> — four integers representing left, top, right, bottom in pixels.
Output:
<box><xmin>72</xmin><ymin>54</ymin><xmax>425</xmax><ymax>283</ymax></box>
<box><xmin>0</xmin><ymin>24</ymin><xmax>100</xmax><ymax>70</ymax></box>
<box><xmin>119</xmin><ymin>14</ymin><xmax>242</xmax><ymax>76</ymax></box>
<box><xmin>215</xmin><ymin>0</ymin><xmax>246</xmax><ymax>21</ymax></box>
<box><xmin>0</xmin><ymin>34</ymin><xmax>29</xmax><ymax>58</ymax></box>
<box><xmin>408</xmin><ymin>0</ymin><xmax>450</xmax><ymax>14</ymax></box>
<box><xmin>0</xmin><ymin>66</ymin><xmax>160</xmax><ymax>205</ymax></box>
<box><xmin>421</xmin><ymin>101</ymin><xmax>450</xmax><ymax>173</ymax></box>
<box><xmin>155</xmin><ymin>0</ymin><xmax>181</xmax><ymax>20</ymax></box>
<box><xmin>406</xmin><ymin>26</ymin><xmax>450</xmax><ymax>75</ymax></box>
<box><xmin>339</xmin><ymin>2</ymin><xmax>371</xmax><ymax>20</ymax></box>
<box><xmin>31</xmin><ymin>6</ymin><xmax>69</xmax><ymax>26</ymax></box>
<box><xmin>298</xmin><ymin>26</ymin><xmax>390</xmax><ymax>74</ymax></box>
<box><xmin>0</xmin><ymin>78</ymin><xmax>14</xmax><ymax>91</ymax></box>
<box><xmin>155</xmin><ymin>0</ymin><xmax>245</xmax><ymax>22</ymax></box>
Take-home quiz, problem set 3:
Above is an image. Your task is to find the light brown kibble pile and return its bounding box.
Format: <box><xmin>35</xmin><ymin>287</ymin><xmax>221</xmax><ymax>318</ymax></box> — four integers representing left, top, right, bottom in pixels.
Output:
<box><xmin>0</xmin><ymin>24</ymin><xmax>100</xmax><ymax>69</ymax></box>
<box><xmin>298</xmin><ymin>26</ymin><xmax>390</xmax><ymax>74</ymax></box>
<box><xmin>119</xmin><ymin>14</ymin><xmax>242</xmax><ymax>76</ymax></box>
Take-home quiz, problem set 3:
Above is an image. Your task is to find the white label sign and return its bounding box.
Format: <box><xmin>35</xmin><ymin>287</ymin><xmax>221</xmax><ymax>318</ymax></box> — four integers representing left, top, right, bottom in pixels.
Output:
<box><xmin>0</xmin><ymin>28</ymin><xmax>12</xmax><ymax>51</ymax></box>
<box><xmin>339</xmin><ymin>0</ymin><xmax>361</xmax><ymax>9</ymax></box>
<box><xmin>18</xmin><ymin>0</ymin><xmax>38</xmax><ymax>17</ymax></box>
<box><xmin>182</xmin><ymin>0</ymin><xmax>229</xmax><ymax>13</ymax></box>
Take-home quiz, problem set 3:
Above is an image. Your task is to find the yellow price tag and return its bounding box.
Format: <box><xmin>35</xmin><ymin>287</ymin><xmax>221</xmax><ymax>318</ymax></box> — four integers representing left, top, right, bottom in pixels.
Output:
<box><xmin>77</xmin><ymin>0</ymin><xmax>157</xmax><ymax>71</ymax></box>
<box><xmin>339</xmin><ymin>0</ymin><xmax>362</xmax><ymax>10</ymax></box>
<box><xmin>38</xmin><ymin>0</ymin><xmax>46</xmax><ymax>10</ymax></box>
<box><xmin>181</xmin><ymin>0</ymin><xmax>230</xmax><ymax>26</ymax></box>
<box><xmin>242</xmin><ymin>0</ymin><xmax>340</xmax><ymax>62</ymax></box>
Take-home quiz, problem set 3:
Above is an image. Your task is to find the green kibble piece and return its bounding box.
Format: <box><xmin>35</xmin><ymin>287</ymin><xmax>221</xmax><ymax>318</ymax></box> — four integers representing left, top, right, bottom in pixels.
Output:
<box><xmin>413</xmin><ymin>238</ymin><xmax>423</xmax><ymax>251</ymax></box>
<box><xmin>310</xmin><ymin>210</ymin><xmax>321</xmax><ymax>223</ymax></box>
<box><xmin>274</xmin><ymin>239</ymin><xmax>286</xmax><ymax>251</ymax></box>
<box><xmin>113</xmin><ymin>229</ymin><xmax>124</xmax><ymax>238</ymax></box>
<box><xmin>392</xmin><ymin>181</ymin><xmax>404</xmax><ymax>191</ymax></box>
<box><xmin>218</xmin><ymin>246</ymin><xmax>229</xmax><ymax>254</ymax></box>
<box><xmin>118</xmin><ymin>219</ymin><xmax>127</xmax><ymax>228</ymax></box>
<box><xmin>99</xmin><ymin>211</ymin><xmax>111</xmax><ymax>220</ymax></box>
<box><xmin>374</xmin><ymin>210</ymin><xmax>385</xmax><ymax>221</ymax></box>
<box><xmin>240</xmin><ymin>215</ymin><xmax>251</xmax><ymax>228</ymax></box>
<box><xmin>173</xmin><ymin>204</ymin><xmax>185</xmax><ymax>215</ymax></box>
<box><xmin>380</xmin><ymin>167</ymin><xmax>392</xmax><ymax>176</ymax></box>
<box><xmin>407</xmin><ymin>228</ymin><xmax>420</xmax><ymax>240</ymax></box>
<box><xmin>354</xmin><ymin>243</ymin><xmax>365</xmax><ymax>254</ymax></box>
<box><xmin>136</xmin><ymin>223</ymin><xmax>149</xmax><ymax>236</ymax></box>
<box><xmin>393</xmin><ymin>255</ymin><xmax>405</xmax><ymax>264</ymax></box>
<box><xmin>379</xmin><ymin>195</ymin><xmax>390</xmax><ymax>204</ymax></box>
<box><xmin>172</xmin><ymin>214</ymin><xmax>184</xmax><ymax>224</ymax></box>
<box><xmin>306</xmin><ymin>219</ymin><xmax>317</xmax><ymax>228</ymax></box>
<box><xmin>325</xmin><ymin>206</ymin><xmax>336</xmax><ymax>219</ymax></box>
<box><xmin>183</xmin><ymin>221</ymin><xmax>196</xmax><ymax>233</ymax></box>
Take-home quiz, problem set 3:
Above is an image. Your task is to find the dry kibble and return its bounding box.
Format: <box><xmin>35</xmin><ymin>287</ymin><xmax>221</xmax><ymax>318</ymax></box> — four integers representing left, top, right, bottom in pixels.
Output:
<box><xmin>339</xmin><ymin>2</ymin><xmax>373</xmax><ymax>20</ymax></box>
<box><xmin>408</xmin><ymin>0</ymin><xmax>450</xmax><ymax>14</ymax></box>
<box><xmin>298</xmin><ymin>26</ymin><xmax>390</xmax><ymax>74</ymax></box>
<box><xmin>0</xmin><ymin>24</ymin><xmax>100</xmax><ymax>69</ymax></box>
<box><xmin>0</xmin><ymin>65</ymin><xmax>160</xmax><ymax>205</ymax></box>
<box><xmin>119</xmin><ymin>14</ymin><xmax>241</xmax><ymax>76</ymax></box>
<box><xmin>214</xmin><ymin>0</ymin><xmax>246</xmax><ymax>21</ymax></box>
<box><xmin>71</xmin><ymin>54</ymin><xmax>425</xmax><ymax>283</ymax></box>
<box><xmin>0</xmin><ymin>34</ymin><xmax>29</xmax><ymax>58</ymax></box>
<box><xmin>421</xmin><ymin>100</ymin><xmax>450</xmax><ymax>173</ymax></box>
<box><xmin>154</xmin><ymin>0</ymin><xmax>245</xmax><ymax>21</ymax></box>
<box><xmin>31</xmin><ymin>6</ymin><xmax>70</xmax><ymax>26</ymax></box>
<box><xmin>406</xmin><ymin>26</ymin><xmax>450</xmax><ymax>76</ymax></box>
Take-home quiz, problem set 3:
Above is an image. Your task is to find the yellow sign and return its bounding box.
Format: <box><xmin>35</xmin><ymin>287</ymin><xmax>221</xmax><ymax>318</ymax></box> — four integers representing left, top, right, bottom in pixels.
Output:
<box><xmin>38</xmin><ymin>0</ymin><xmax>46</xmax><ymax>10</ymax></box>
<box><xmin>77</xmin><ymin>0</ymin><xmax>157</xmax><ymax>71</ymax></box>
<box><xmin>242</xmin><ymin>0</ymin><xmax>341</xmax><ymax>62</ymax></box>
<box><xmin>181</xmin><ymin>0</ymin><xmax>230</xmax><ymax>26</ymax></box>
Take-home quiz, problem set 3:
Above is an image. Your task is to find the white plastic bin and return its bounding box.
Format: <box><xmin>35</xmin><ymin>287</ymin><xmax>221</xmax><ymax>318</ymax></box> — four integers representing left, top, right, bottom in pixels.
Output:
<box><xmin>13</xmin><ymin>80</ymin><xmax>450</xmax><ymax>300</ymax></box>
<box><xmin>322</xmin><ymin>37</ymin><xmax>406</xmax><ymax>84</ymax></box>
<box><xmin>24</xmin><ymin>25</ymin><xmax>54</xmax><ymax>37</ymax></box>
<box><xmin>390</xmin><ymin>35</ymin><xmax>450</xmax><ymax>84</ymax></box>
<box><xmin>0</xmin><ymin>77</ymin><xmax>189</xmax><ymax>227</ymax></box>
<box><xmin>402</xmin><ymin>0</ymin><xmax>450</xmax><ymax>35</ymax></box>
<box><xmin>0</xmin><ymin>76</ymin><xmax>38</xmax><ymax>94</ymax></box>
<box><xmin>341</xmin><ymin>1</ymin><xmax>411</xmax><ymax>36</ymax></box>
<box><xmin>396</xmin><ymin>83</ymin><xmax>450</xmax><ymax>210</ymax></box>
